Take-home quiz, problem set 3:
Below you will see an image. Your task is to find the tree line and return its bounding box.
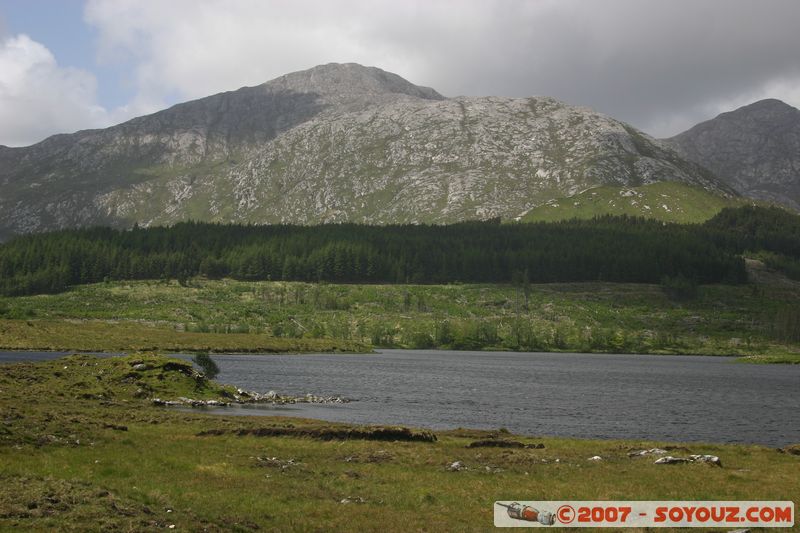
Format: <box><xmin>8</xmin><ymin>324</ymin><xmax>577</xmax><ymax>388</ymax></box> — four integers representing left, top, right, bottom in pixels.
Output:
<box><xmin>3</xmin><ymin>206</ymin><xmax>798</xmax><ymax>296</ymax></box>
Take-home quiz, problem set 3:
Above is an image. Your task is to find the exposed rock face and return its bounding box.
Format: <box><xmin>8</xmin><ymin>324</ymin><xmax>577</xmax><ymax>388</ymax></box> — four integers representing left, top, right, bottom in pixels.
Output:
<box><xmin>0</xmin><ymin>62</ymin><xmax>733</xmax><ymax>238</ymax></box>
<box><xmin>666</xmin><ymin>99</ymin><xmax>800</xmax><ymax>210</ymax></box>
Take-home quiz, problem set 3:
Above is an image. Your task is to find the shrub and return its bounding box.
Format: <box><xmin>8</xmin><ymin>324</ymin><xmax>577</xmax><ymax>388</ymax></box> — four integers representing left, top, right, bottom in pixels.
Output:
<box><xmin>193</xmin><ymin>352</ymin><xmax>220</xmax><ymax>380</ymax></box>
<box><xmin>405</xmin><ymin>331</ymin><xmax>435</xmax><ymax>349</ymax></box>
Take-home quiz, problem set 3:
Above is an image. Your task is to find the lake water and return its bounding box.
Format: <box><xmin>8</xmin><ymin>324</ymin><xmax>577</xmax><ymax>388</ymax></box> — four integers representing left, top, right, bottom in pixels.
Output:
<box><xmin>2</xmin><ymin>349</ymin><xmax>799</xmax><ymax>446</ymax></box>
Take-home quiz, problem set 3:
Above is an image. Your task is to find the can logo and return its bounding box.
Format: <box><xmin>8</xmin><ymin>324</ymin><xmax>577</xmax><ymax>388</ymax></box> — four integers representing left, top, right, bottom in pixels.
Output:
<box><xmin>494</xmin><ymin>501</ymin><xmax>794</xmax><ymax>527</ymax></box>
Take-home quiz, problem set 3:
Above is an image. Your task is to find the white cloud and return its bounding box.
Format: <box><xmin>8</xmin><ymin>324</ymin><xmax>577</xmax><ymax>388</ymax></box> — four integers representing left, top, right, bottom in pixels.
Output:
<box><xmin>0</xmin><ymin>34</ymin><xmax>112</xmax><ymax>146</ymax></box>
<box><xmin>84</xmin><ymin>0</ymin><xmax>428</xmax><ymax>102</ymax></box>
<box><xmin>82</xmin><ymin>0</ymin><xmax>569</xmax><ymax>107</ymax></box>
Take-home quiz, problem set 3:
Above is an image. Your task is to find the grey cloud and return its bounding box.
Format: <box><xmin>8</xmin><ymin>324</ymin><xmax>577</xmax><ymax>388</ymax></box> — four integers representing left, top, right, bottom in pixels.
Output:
<box><xmin>363</xmin><ymin>0</ymin><xmax>800</xmax><ymax>136</ymax></box>
<box><xmin>6</xmin><ymin>0</ymin><xmax>800</xmax><ymax>144</ymax></box>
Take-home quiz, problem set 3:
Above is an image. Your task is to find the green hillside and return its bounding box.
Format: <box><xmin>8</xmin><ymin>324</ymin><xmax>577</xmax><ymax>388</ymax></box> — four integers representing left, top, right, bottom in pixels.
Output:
<box><xmin>2</xmin><ymin>273</ymin><xmax>799</xmax><ymax>359</ymax></box>
<box><xmin>520</xmin><ymin>181</ymin><xmax>746</xmax><ymax>223</ymax></box>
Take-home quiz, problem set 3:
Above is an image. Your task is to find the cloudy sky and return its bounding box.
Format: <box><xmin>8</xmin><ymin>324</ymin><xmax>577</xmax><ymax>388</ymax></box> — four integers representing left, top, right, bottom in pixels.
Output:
<box><xmin>1</xmin><ymin>0</ymin><xmax>799</xmax><ymax>146</ymax></box>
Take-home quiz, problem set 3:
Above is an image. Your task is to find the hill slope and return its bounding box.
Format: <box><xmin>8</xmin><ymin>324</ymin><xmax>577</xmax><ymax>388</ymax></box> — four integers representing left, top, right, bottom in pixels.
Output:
<box><xmin>665</xmin><ymin>99</ymin><xmax>800</xmax><ymax>210</ymax></box>
<box><xmin>0</xmin><ymin>63</ymin><xmax>734</xmax><ymax>237</ymax></box>
<box><xmin>520</xmin><ymin>181</ymin><xmax>748</xmax><ymax>223</ymax></box>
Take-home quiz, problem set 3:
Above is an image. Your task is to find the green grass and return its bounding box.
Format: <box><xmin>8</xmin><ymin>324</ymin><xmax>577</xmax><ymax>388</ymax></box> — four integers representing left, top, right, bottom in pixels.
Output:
<box><xmin>2</xmin><ymin>275</ymin><xmax>799</xmax><ymax>358</ymax></box>
<box><xmin>0</xmin><ymin>318</ymin><xmax>368</xmax><ymax>354</ymax></box>
<box><xmin>737</xmin><ymin>354</ymin><xmax>800</xmax><ymax>364</ymax></box>
<box><xmin>520</xmin><ymin>181</ymin><xmax>747</xmax><ymax>223</ymax></box>
<box><xmin>1</xmin><ymin>354</ymin><xmax>798</xmax><ymax>531</ymax></box>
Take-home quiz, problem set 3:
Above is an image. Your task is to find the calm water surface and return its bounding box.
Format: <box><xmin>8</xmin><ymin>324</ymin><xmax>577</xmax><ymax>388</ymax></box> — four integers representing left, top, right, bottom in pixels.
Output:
<box><xmin>3</xmin><ymin>349</ymin><xmax>799</xmax><ymax>446</ymax></box>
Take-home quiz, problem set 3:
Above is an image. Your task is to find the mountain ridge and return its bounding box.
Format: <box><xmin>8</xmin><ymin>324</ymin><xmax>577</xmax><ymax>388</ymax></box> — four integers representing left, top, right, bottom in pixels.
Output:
<box><xmin>0</xmin><ymin>63</ymin><xmax>739</xmax><ymax>238</ymax></box>
<box><xmin>665</xmin><ymin>98</ymin><xmax>800</xmax><ymax>210</ymax></box>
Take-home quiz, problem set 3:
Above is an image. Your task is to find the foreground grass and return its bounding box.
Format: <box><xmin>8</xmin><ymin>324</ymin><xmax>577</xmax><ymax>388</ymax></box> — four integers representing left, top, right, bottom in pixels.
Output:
<box><xmin>1</xmin><ymin>354</ymin><xmax>798</xmax><ymax>532</ymax></box>
<box><xmin>2</xmin><ymin>273</ymin><xmax>799</xmax><ymax>357</ymax></box>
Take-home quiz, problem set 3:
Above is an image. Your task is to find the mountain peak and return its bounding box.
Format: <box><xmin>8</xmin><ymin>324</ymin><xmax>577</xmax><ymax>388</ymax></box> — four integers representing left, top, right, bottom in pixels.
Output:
<box><xmin>719</xmin><ymin>98</ymin><xmax>799</xmax><ymax>122</ymax></box>
<box><xmin>735</xmin><ymin>98</ymin><xmax>796</xmax><ymax>111</ymax></box>
<box><xmin>666</xmin><ymin>98</ymin><xmax>800</xmax><ymax>211</ymax></box>
<box><xmin>667</xmin><ymin>98</ymin><xmax>799</xmax><ymax>139</ymax></box>
<box><xmin>263</xmin><ymin>63</ymin><xmax>445</xmax><ymax>101</ymax></box>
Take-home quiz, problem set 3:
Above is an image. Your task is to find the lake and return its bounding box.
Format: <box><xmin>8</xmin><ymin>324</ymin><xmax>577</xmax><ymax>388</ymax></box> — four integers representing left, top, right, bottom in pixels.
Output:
<box><xmin>2</xmin><ymin>349</ymin><xmax>798</xmax><ymax>446</ymax></box>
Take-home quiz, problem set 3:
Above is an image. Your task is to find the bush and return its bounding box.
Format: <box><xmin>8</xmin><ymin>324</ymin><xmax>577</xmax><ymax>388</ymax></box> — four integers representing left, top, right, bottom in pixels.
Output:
<box><xmin>434</xmin><ymin>320</ymin><xmax>454</xmax><ymax>346</ymax></box>
<box><xmin>771</xmin><ymin>305</ymin><xmax>800</xmax><ymax>343</ymax></box>
<box><xmin>405</xmin><ymin>331</ymin><xmax>435</xmax><ymax>349</ymax></box>
<box><xmin>193</xmin><ymin>352</ymin><xmax>220</xmax><ymax>380</ymax></box>
<box><xmin>451</xmin><ymin>320</ymin><xmax>500</xmax><ymax>350</ymax></box>
<box><xmin>199</xmin><ymin>257</ymin><xmax>228</xmax><ymax>279</ymax></box>
<box><xmin>506</xmin><ymin>319</ymin><xmax>545</xmax><ymax>351</ymax></box>
<box><xmin>369</xmin><ymin>322</ymin><xmax>396</xmax><ymax>347</ymax></box>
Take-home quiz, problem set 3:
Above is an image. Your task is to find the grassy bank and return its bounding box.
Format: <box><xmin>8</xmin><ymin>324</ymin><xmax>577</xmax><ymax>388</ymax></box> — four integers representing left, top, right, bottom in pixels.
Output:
<box><xmin>737</xmin><ymin>354</ymin><xmax>800</xmax><ymax>364</ymax></box>
<box><xmin>0</xmin><ymin>318</ymin><xmax>368</xmax><ymax>354</ymax></box>
<box><xmin>1</xmin><ymin>354</ymin><xmax>798</xmax><ymax>531</ymax></box>
<box><xmin>2</xmin><ymin>274</ymin><xmax>799</xmax><ymax>357</ymax></box>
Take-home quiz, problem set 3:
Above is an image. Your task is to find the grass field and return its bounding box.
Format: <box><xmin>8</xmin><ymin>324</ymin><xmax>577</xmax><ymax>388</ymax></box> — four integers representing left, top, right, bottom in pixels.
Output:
<box><xmin>0</xmin><ymin>319</ymin><xmax>367</xmax><ymax>354</ymax></box>
<box><xmin>520</xmin><ymin>182</ymin><xmax>748</xmax><ymax>223</ymax></box>
<box><xmin>2</xmin><ymin>268</ymin><xmax>799</xmax><ymax>360</ymax></box>
<box><xmin>1</xmin><ymin>354</ymin><xmax>798</xmax><ymax>531</ymax></box>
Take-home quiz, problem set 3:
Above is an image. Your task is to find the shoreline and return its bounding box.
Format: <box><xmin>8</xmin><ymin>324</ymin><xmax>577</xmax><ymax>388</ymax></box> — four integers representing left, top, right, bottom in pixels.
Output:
<box><xmin>175</xmin><ymin>403</ymin><xmax>800</xmax><ymax>449</ymax></box>
<box><xmin>2</xmin><ymin>341</ymin><xmax>798</xmax><ymax>365</ymax></box>
<box><xmin>4</xmin><ymin>351</ymin><xmax>797</xmax><ymax>445</ymax></box>
<box><xmin>1</xmin><ymin>353</ymin><xmax>798</xmax><ymax>530</ymax></box>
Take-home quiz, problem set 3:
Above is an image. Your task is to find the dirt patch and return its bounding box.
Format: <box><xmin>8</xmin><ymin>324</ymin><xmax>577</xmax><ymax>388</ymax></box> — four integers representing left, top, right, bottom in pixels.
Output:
<box><xmin>444</xmin><ymin>428</ymin><xmax>512</xmax><ymax>439</ymax></box>
<box><xmin>198</xmin><ymin>425</ymin><xmax>437</xmax><ymax>442</ymax></box>
<box><xmin>662</xmin><ymin>445</ymin><xmax>693</xmax><ymax>453</ymax></box>
<box><xmin>466</xmin><ymin>439</ymin><xmax>544</xmax><ymax>449</ymax></box>
<box><xmin>779</xmin><ymin>444</ymin><xmax>800</xmax><ymax>455</ymax></box>
<box><xmin>342</xmin><ymin>450</ymin><xmax>395</xmax><ymax>463</ymax></box>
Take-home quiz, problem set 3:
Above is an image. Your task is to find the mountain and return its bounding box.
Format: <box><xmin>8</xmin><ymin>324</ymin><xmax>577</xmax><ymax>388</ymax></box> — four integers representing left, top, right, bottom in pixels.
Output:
<box><xmin>0</xmin><ymin>63</ymin><xmax>735</xmax><ymax>238</ymax></box>
<box><xmin>665</xmin><ymin>99</ymin><xmax>800</xmax><ymax>210</ymax></box>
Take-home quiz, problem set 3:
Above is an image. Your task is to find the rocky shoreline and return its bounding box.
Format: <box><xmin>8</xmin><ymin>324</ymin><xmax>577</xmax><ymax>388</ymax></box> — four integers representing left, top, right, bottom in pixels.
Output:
<box><xmin>152</xmin><ymin>388</ymin><xmax>351</xmax><ymax>408</ymax></box>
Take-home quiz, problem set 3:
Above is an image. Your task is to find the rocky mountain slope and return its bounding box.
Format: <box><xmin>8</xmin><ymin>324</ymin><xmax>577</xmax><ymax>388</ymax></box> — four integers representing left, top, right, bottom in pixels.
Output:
<box><xmin>0</xmin><ymin>63</ymin><xmax>734</xmax><ymax>238</ymax></box>
<box><xmin>665</xmin><ymin>99</ymin><xmax>800</xmax><ymax>211</ymax></box>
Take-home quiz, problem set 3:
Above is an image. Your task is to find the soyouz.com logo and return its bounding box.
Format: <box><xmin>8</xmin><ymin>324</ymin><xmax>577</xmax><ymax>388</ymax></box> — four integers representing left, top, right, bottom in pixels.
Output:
<box><xmin>494</xmin><ymin>501</ymin><xmax>794</xmax><ymax>527</ymax></box>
